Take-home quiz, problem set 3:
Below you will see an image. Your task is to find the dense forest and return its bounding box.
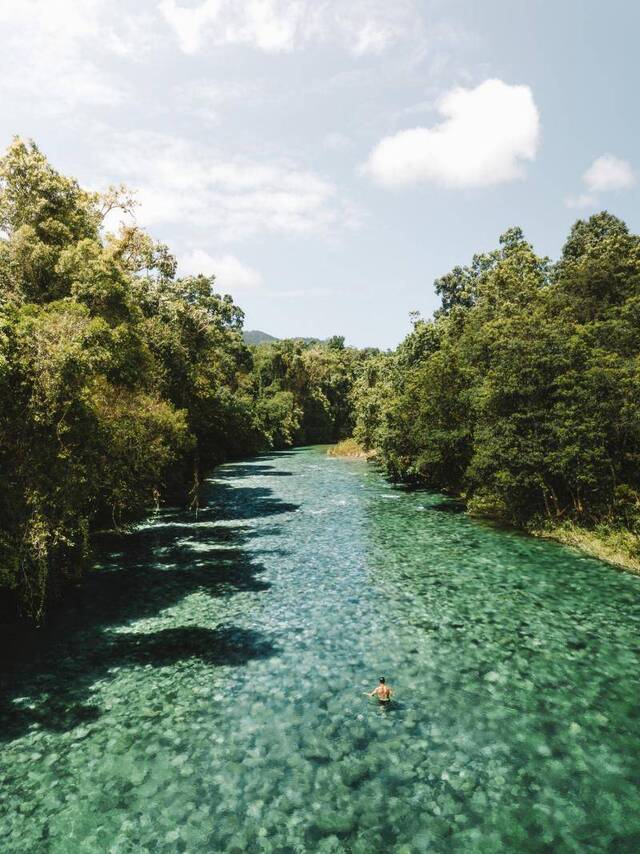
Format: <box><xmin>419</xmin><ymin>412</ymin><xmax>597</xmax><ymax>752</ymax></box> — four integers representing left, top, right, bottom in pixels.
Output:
<box><xmin>354</xmin><ymin>217</ymin><xmax>640</xmax><ymax>565</ymax></box>
<box><xmin>0</xmin><ymin>140</ymin><xmax>364</xmax><ymax>622</ymax></box>
<box><xmin>2</xmin><ymin>140</ymin><xmax>640</xmax><ymax>622</ymax></box>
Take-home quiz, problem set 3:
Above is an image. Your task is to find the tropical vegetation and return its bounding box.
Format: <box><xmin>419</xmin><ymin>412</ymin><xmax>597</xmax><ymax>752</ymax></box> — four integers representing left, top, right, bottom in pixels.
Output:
<box><xmin>354</xmin><ymin>217</ymin><xmax>640</xmax><ymax>568</ymax></box>
<box><xmin>0</xmin><ymin>141</ymin><xmax>362</xmax><ymax>621</ymax></box>
<box><xmin>3</xmin><ymin>138</ymin><xmax>640</xmax><ymax>621</ymax></box>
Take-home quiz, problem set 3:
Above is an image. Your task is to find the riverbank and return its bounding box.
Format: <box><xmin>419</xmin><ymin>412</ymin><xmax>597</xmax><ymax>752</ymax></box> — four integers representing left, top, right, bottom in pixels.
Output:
<box><xmin>327</xmin><ymin>438</ymin><xmax>375</xmax><ymax>459</ymax></box>
<box><xmin>467</xmin><ymin>503</ymin><xmax>640</xmax><ymax>575</ymax></box>
<box><xmin>533</xmin><ymin>521</ymin><xmax>640</xmax><ymax>575</ymax></box>
<box><xmin>330</xmin><ymin>445</ymin><xmax>640</xmax><ymax>574</ymax></box>
<box><xmin>467</xmin><ymin>502</ymin><xmax>640</xmax><ymax>575</ymax></box>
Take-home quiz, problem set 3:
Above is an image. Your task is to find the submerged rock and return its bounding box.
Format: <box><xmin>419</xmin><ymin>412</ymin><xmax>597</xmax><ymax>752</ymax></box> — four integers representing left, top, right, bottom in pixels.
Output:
<box><xmin>310</xmin><ymin>810</ymin><xmax>357</xmax><ymax>837</ymax></box>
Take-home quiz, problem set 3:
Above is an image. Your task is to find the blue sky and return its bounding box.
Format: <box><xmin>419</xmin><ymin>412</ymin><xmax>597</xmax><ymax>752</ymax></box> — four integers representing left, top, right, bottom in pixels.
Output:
<box><xmin>1</xmin><ymin>1</ymin><xmax>638</xmax><ymax>347</ymax></box>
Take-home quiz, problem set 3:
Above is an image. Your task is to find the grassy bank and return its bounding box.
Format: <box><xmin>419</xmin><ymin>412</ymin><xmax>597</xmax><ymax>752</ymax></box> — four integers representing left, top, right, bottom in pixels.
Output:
<box><xmin>327</xmin><ymin>438</ymin><xmax>375</xmax><ymax>459</ymax></box>
<box><xmin>532</xmin><ymin>522</ymin><xmax>640</xmax><ymax>574</ymax></box>
<box><xmin>465</xmin><ymin>493</ymin><xmax>640</xmax><ymax>574</ymax></box>
<box><xmin>330</xmin><ymin>438</ymin><xmax>640</xmax><ymax>573</ymax></box>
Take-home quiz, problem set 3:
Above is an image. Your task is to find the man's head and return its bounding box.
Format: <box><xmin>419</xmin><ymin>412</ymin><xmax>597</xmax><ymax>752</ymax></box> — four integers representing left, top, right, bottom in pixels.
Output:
<box><xmin>379</xmin><ymin>677</ymin><xmax>385</xmax><ymax>684</ymax></box>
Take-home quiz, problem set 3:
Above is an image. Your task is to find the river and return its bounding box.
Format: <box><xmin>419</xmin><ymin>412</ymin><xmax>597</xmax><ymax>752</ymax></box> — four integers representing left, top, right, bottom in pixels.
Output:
<box><xmin>1</xmin><ymin>447</ymin><xmax>640</xmax><ymax>852</ymax></box>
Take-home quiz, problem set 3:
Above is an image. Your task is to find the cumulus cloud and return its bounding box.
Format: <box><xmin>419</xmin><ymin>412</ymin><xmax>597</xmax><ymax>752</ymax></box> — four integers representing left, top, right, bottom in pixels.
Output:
<box><xmin>564</xmin><ymin>154</ymin><xmax>636</xmax><ymax>208</ymax></box>
<box><xmin>171</xmin><ymin>79</ymin><xmax>263</xmax><ymax>124</ymax></box>
<box><xmin>180</xmin><ymin>250</ymin><xmax>263</xmax><ymax>291</ymax></box>
<box><xmin>0</xmin><ymin>0</ymin><xmax>154</xmax><ymax>113</ymax></box>
<box><xmin>564</xmin><ymin>192</ymin><xmax>597</xmax><ymax>210</ymax></box>
<box><xmin>362</xmin><ymin>79</ymin><xmax>541</xmax><ymax>189</ymax></box>
<box><xmin>159</xmin><ymin>0</ymin><xmax>423</xmax><ymax>56</ymax></box>
<box><xmin>98</xmin><ymin>131</ymin><xmax>359</xmax><ymax>241</ymax></box>
<box><xmin>583</xmin><ymin>154</ymin><xmax>636</xmax><ymax>192</ymax></box>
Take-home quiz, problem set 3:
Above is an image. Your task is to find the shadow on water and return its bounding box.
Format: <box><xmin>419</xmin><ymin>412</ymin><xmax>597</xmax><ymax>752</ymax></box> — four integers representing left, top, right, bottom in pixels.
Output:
<box><xmin>0</xmin><ymin>625</ymin><xmax>274</xmax><ymax>742</ymax></box>
<box><xmin>206</xmin><ymin>482</ymin><xmax>299</xmax><ymax>520</ymax></box>
<box><xmin>235</xmin><ymin>451</ymin><xmax>298</xmax><ymax>462</ymax></box>
<box><xmin>222</xmin><ymin>464</ymin><xmax>295</xmax><ymax>478</ymax></box>
<box><xmin>429</xmin><ymin>499</ymin><xmax>466</xmax><ymax>514</ymax></box>
<box><xmin>0</xmin><ymin>475</ymin><xmax>299</xmax><ymax>743</ymax></box>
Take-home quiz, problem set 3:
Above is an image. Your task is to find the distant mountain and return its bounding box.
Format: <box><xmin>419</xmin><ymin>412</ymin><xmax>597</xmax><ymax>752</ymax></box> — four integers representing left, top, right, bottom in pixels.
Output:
<box><xmin>242</xmin><ymin>330</ymin><xmax>335</xmax><ymax>346</ymax></box>
<box><xmin>242</xmin><ymin>330</ymin><xmax>279</xmax><ymax>345</ymax></box>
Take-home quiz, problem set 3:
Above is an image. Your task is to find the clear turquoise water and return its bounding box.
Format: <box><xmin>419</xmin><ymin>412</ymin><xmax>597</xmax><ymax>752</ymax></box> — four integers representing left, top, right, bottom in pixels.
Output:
<box><xmin>2</xmin><ymin>446</ymin><xmax>640</xmax><ymax>852</ymax></box>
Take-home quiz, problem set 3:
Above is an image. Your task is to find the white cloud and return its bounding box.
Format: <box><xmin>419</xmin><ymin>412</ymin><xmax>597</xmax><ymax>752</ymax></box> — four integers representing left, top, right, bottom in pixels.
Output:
<box><xmin>98</xmin><ymin>131</ymin><xmax>360</xmax><ymax>241</ymax></box>
<box><xmin>171</xmin><ymin>79</ymin><xmax>262</xmax><ymax>124</ymax></box>
<box><xmin>179</xmin><ymin>250</ymin><xmax>337</xmax><ymax>299</ymax></box>
<box><xmin>564</xmin><ymin>192</ymin><xmax>597</xmax><ymax>210</ymax></box>
<box><xmin>159</xmin><ymin>0</ymin><xmax>423</xmax><ymax>56</ymax></box>
<box><xmin>0</xmin><ymin>0</ymin><xmax>153</xmax><ymax>113</ymax></box>
<box><xmin>362</xmin><ymin>78</ymin><xmax>541</xmax><ymax>189</ymax></box>
<box><xmin>564</xmin><ymin>154</ymin><xmax>636</xmax><ymax>208</ymax></box>
<box><xmin>583</xmin><ymin>154</ymin><xmax>636</xmax><ymax>192</ymax></box>
<box><xmin>180</xmin><ymin>250</ymin><xmax>263</xmax><ymax>291</ymax></box>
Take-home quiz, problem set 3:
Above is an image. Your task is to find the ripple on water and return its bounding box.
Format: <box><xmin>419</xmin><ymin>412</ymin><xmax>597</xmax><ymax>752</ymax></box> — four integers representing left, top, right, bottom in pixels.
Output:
<box><xmin>1</xmin><ymin>447</ymin><xmax>640</xmax><ymax>852</ymax></box>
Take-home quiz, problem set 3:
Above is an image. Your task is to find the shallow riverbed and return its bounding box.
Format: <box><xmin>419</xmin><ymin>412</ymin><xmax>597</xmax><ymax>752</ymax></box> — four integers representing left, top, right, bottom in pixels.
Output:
<box><xmin>2</xmin><ymin>447</ymin><xmax>640</xmax><ymax>852</ymax></box>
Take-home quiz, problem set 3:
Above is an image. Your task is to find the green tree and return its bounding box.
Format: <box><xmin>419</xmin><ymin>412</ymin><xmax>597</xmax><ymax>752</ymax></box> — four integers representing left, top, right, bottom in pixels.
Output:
<box><xmin>0</xmin><ymin>139</ymin><xmax>265</xmax><ymax>620</ymax></box>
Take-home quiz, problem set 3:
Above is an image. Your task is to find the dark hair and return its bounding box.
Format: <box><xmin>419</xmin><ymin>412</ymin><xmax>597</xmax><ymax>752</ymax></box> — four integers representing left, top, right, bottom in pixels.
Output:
<box><xmin>379</xmin><ymin>677</ymin><xmax>385</xmax><ymax>683</ymax></box>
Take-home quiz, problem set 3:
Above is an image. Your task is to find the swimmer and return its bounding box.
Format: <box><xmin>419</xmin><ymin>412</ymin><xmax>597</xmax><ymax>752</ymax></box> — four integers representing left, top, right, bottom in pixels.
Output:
<box><xmin>365</xmin><ymin>676</ymin><xmax>393</xmax><ymax>702</ymax></box>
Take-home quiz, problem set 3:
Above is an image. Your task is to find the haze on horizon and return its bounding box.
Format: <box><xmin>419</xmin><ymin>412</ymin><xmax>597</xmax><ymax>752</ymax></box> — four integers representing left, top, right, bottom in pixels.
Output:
<box><xmin>2</xmin><ymin>0</ymin><xmax>638</xmax><ymax>348</ymax></box>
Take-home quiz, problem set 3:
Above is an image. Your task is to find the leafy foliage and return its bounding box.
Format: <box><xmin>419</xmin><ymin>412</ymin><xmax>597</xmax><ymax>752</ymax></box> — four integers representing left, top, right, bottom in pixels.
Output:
<box><xmin>7</xmin><ymin>136</ymin><xmax>638</xmax><ymax>619</ymax></box>
<box><xmin>248</xmin><ymin>338</ymin><xmax>368</xmax><ymax>448</ymax></box>
<box><xmin>0</xmin><ymin>140</ymin><xmax>262</xmax><ymax>620</ymax></box>
<box><xmin>356</xmin><ymin>214</ymin><xmax>640</xmax><ymax>552</ymax></box>
<box><xmin>0</xmin><ymin>139</ymin><xmax>372</xmax><ymax>621</ymax></box>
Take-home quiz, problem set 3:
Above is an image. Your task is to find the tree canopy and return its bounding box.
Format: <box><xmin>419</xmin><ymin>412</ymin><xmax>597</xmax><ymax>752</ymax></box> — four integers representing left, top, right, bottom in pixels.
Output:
<box><xmin>4</xmin><ymin>139</ymin><xmax>640</xmax><ymax>620</ymax></box>
<box><xmin>0</xmin><ymin>140</ymin><xmax>363</xmax><ymax>621</ymax></box>
<box><xmin>354</xmin><ymin>213</ymin><xmax>640</xmax><ymax>556</ymax></box>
